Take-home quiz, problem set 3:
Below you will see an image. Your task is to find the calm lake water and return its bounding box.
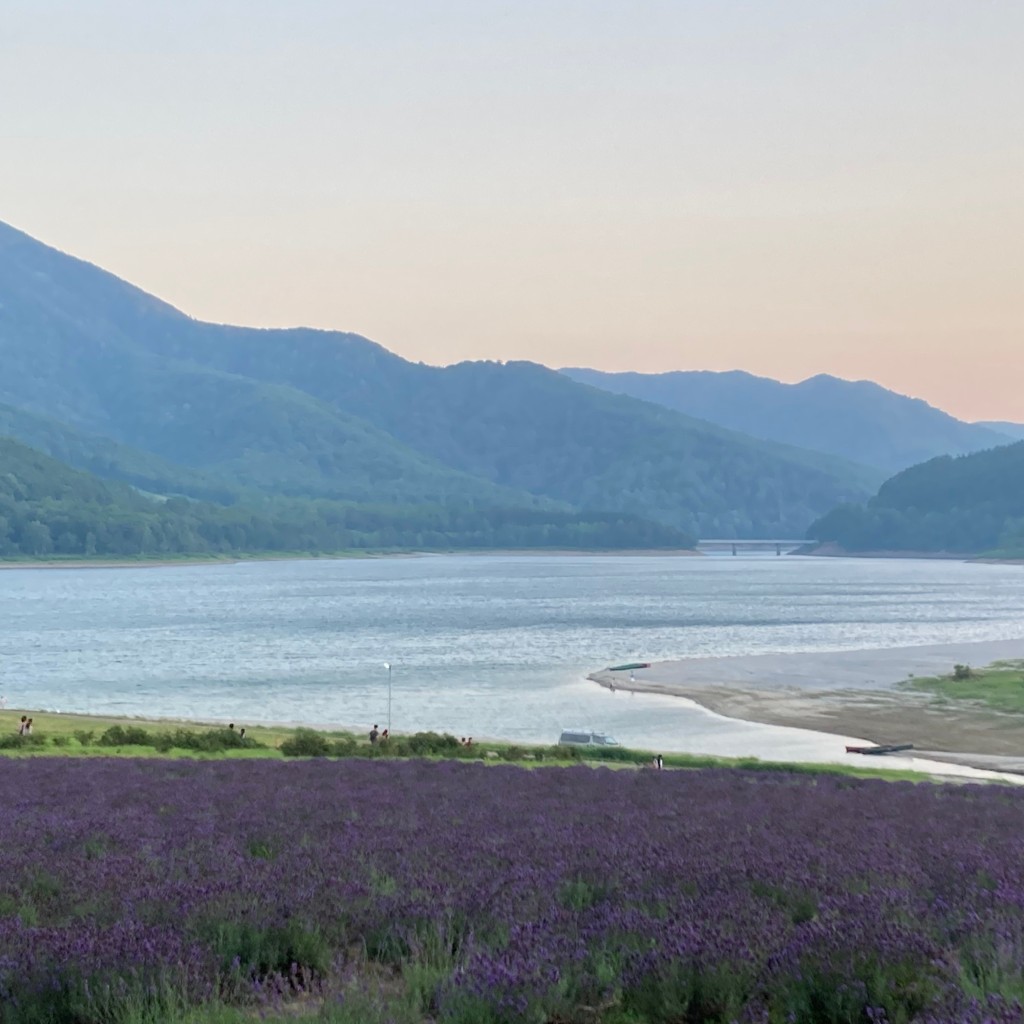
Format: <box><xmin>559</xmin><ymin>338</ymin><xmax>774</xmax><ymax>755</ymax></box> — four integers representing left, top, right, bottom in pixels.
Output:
<box><xmin>2</xmin><ymin>554</ymin><xmax>1023</xmax><ymax>758</ymax></box>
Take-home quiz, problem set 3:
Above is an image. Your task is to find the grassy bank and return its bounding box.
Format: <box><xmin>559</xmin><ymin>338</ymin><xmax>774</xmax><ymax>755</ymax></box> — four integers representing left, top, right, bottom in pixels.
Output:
<box><xmin>0</xmin><ymin>709</ymin><xmax>934</xmax><ymax>782</ymax></box>
<box><xmin>905</xmin><ymin>659</ymin><xmax>1024</xmax><ymax>714</ymax></box>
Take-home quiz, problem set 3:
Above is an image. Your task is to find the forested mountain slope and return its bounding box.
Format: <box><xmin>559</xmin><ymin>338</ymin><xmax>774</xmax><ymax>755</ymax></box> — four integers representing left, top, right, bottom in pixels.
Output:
<box><xmin>807</xmin><ymin>442</ymin><xmax>1024</xmax><ymax>554</ymax></box>
<box><xmin>0</xmin><ymin>220</ymin><xmax>876</xmax><ymax>537</ymax></box>
<box><xmin>0</xmin><ymin>437</ymin><xmax>694</xmax><ymax>556</ymax></box>
<box><xmin>562</xmin><ymin>368</ymin><xmax>1012</xmax><ymax>475</ymax></box>
<box><xmin>139</xmin><ymin>333</ymin><xmax>878</xmax><ymax>536</ymax></box>
<box><xmin>0</xmin><ymin>402</ymin><xmax>243</xmax><ymax>503</ymax></box>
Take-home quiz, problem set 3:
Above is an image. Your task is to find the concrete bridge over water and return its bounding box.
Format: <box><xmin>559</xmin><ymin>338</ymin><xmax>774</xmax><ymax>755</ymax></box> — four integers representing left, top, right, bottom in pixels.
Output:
<box><xmin>696</xmin><ymin>538</ymin><xmax>808</xmax><ymax>556</ymax></box>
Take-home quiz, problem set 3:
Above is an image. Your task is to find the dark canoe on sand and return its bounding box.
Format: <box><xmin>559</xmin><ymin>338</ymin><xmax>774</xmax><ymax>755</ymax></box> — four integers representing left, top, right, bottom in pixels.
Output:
<box><xmin>845</xmin><ymin>743</ymin><xmax>915</xmax><ymax>756</ymax></box>
<box><xmin>608</xmin><ymin>662</ymin><xmax>651</xmax><ymax>672</ymax></box>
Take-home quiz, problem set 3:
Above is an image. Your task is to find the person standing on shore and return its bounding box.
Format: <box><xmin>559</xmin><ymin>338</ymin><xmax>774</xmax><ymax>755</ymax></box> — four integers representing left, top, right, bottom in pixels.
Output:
<box><xmin>369</xmin><ymin>724</ymin><xmax>379</xmax><ymax>745</ymax></box>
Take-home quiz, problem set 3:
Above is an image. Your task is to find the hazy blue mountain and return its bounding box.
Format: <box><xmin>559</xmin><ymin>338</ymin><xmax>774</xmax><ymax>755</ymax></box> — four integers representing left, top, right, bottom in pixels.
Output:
<box><xmin>808</xmin><ymin>442</ymin><xmax>1024</xmax><ymax>555</ymax></box>
<box><xmin>0</xmin><ymin>220</ymin><xmax>878</xmax><ymax>537</ymax></box>
<box><xmin>127</xmin><ymin>324</ymin><xmax>881</xmax><ymax>535</ymax></box>
<box><xmin>0</xmin><ymin>401</ymin><xmax>243</xmax><ymax>503</ymax></box>
<box><xmin>0</xmin><ymin>222</ymin><xmax>548</xmax><ymax>510</ymax></box>
<box><xmin>561</xmin><ymin>368</ymin><xmax>1013</xmax><ymax>475</ymax></box>
<box><xmin>977</xmin><ymin>421</ymin><xmax>1024</xmax><ymax>441</ymax></box>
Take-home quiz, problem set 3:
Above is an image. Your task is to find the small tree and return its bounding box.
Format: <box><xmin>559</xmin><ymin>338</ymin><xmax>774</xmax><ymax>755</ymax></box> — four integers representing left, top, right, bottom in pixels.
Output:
<box><xmin>953</xmin><ymin>664</ymin><xmax>973</xmax><ymax>680</ymax></box>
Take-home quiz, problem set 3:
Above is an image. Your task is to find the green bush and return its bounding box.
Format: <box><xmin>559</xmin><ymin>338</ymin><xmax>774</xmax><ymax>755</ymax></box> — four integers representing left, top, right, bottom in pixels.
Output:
<box><xmin>280</xmin><ymin>729</ymin><xmax>331</xmax><ymax>758</ymax></box>
<box><xmin>165</xmin><ymin>727</ymin><xmax>260</xmax><ymax>752</ymax></box>
<box><xmin>330</xmin><ymin>736</ymin><xmax>358</xmax><ymax>757</ymax></box>
<box><xmin>73</xmin><ymin>729</ymin><xmax>95</xmax><ymax>746</ymax></box>
<box><xmin>98</xmin><ymin>725</ymin><xmax>152</xmax><ymax>747</ymax></box>
<box><xmin>92</xmin><ymin>725</ymin><xmax>263</xmax><ymax>753</ymax></box>
<box><xmin>406</xmin><ymin>731</ymin><xmax>461</xmax><ymax>756</ymax></box>
<box><xmin>0</xmin><ymin>733</ymin><xmax>47</xmax><ymax>750</ymax></box>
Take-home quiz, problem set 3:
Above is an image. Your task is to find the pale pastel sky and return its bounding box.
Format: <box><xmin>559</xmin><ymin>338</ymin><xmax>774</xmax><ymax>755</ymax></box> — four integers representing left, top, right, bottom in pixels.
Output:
<box><xmin>2</xmin><ymin>1</ymin><xmax>1022</xmax><ymax>421</ymax></box>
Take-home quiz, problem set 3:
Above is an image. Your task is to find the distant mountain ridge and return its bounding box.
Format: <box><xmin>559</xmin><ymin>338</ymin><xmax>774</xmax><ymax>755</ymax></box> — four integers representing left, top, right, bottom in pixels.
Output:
<box><xmin>977</xmin><ymin>421</ymin><xmax>1024</xmax><ymax>441</ymax></box>
<box><xmin>0</xmin><ymin>219</ymin><xmax>879</xmax><ymax>538</ymax></box>
<box><xmin>561</xmin><ymin>368</ymin><xmax>1013</xmax><ymax>475</ymax></box>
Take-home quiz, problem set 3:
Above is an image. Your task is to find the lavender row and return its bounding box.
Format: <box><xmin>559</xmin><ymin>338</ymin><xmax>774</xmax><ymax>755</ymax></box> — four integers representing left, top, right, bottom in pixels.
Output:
<box><xmin>2</xmin><ymin>758</ymin><xmax>1024</xmax><ymax>1023</ymax></box>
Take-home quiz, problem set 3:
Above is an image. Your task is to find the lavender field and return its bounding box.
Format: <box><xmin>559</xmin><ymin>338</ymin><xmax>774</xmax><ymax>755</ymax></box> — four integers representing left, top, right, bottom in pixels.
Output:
<box><xmin>2</xmin><ymin>760</ymin><xmax>1024</xmax><ymax>1024</ymax></box>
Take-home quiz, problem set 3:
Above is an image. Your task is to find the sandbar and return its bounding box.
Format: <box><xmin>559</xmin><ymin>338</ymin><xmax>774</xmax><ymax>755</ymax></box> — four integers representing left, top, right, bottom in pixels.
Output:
<box><xmin>591</xmin><ymin>638</ymin><xmax>1024</xmax><ymax>770</ymax></box>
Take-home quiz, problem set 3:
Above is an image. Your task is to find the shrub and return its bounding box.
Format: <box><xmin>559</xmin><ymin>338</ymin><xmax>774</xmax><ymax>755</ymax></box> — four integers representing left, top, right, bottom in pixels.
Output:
<box><xmin>0</xmin><ymin>733</ymin><xmax>47</xmax><ymax>750</ymax></box>
<box><xmin>98</xmin><ymin>725</ymin><xmax>152</xmax><ymax>747</ymax></box>
<box><xmin>954</xmin><ymin>664</ymin><xmax>973</xmax><ymax>680</ymax></box>
<box><xmin>153</xmin><ymin>733</ymin><xmax>175</xmax><ymax>753</ymax></box>
<box><xmin>166</xmin><ymin>728</ymin><xmax>260</xmax><ymax>752</ymax></box>
<box><xmin>73</xmin><ymin>729</ymin><xmax>95</xmax><ymax>746</ymax></box>
<box><xmin>405</xmin><ymin>731</ymin><xmax>461</xmax><ymax>756</ymax></box>
<box><xmin>280</xmin><ymin>729</ymin><xmax>331</xmax><ymax>758</ymax></box>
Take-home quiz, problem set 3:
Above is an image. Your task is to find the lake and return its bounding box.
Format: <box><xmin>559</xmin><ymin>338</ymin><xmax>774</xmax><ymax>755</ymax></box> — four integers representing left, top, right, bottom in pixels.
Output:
<box><xmin>2</xmin><ymin>554</ymin><xmax>1023</xmax><ymax>759</ymax></box>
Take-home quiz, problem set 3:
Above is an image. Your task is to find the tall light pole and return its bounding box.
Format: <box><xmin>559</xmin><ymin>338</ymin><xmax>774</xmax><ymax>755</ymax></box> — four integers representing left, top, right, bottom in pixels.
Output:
<box><xmin>383</xmin><ymin>662</ymin><xmax>392</xmax><ymax>733</ymax></box>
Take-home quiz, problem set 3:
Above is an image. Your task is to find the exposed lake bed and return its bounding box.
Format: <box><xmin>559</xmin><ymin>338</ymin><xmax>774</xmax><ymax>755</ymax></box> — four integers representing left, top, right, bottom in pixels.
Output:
<box><xmin>590</xmin><ymin>638</ymin><xmax>1024</xmax><ymax>773</ymax></box>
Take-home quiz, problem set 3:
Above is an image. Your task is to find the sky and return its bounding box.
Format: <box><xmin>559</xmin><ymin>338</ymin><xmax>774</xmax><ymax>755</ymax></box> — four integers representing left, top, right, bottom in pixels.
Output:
<box><xmin>2</xmin><ymin>1</ymin><xmax>1022</xmax><ymax>422</ymax></box>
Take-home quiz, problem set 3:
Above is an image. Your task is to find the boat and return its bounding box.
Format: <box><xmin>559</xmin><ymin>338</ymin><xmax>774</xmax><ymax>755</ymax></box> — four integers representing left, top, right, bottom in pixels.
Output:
<box><xmin>845</xmin><ymin>743</ymin><xmax>914</xmax><ymax>755</ymax></box>
<box><xmin>607</xmin><ymin>662</ymin><xmax>650</xmax><ymax>672</ymax></box>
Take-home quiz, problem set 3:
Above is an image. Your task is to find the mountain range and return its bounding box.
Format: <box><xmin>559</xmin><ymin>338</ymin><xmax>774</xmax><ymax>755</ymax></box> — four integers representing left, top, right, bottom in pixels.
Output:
<box><xmin>0</xmin><ymin>220</ymin><xmax>885</xmax><ymax>541</ymax></box>
<box><xmin>561</xmin><ymin>368</ymin><xmax>1018</xmax><ymax>476</ymax></box>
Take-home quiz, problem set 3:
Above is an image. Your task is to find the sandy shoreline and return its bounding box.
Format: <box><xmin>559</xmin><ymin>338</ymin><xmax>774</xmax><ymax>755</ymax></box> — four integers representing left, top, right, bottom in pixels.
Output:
<box><xmin>591</xmin><ymin>639</ymin><xmax>1024</xmax><ymax>773</ymax></box>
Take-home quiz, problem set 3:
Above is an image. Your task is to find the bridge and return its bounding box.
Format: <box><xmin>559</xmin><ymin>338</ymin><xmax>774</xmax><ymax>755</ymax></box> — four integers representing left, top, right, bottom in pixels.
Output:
<box><xmin>696</xmin><ymin>538</ymin><xmax>807</xmax><ymax>556</ymax></box>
